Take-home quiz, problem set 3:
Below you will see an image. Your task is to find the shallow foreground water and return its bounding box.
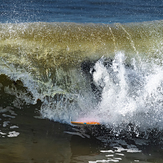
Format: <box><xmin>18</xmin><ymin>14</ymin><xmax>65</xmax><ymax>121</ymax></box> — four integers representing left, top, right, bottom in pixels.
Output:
<box><xmin>1</xmin><ymin>104</ymin><xmax>163</xmax><ymax>163</ymax></box>
<box><xmin>1</xmin><ymin>109</ymin><xmax>163</xmax><ymax>163</ymax></box>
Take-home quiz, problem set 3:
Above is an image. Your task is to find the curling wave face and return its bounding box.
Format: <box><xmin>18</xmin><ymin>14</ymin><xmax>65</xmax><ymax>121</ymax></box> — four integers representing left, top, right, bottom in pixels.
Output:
<box><xmin>0</xmin><ymin>20</ymin><xmax>163</xmax><ymax>134</ymax></box>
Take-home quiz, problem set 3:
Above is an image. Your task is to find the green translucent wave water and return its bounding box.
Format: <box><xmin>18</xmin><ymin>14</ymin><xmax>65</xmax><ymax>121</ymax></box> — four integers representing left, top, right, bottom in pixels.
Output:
<box><xmin>0</xmin><ymin>20</ymin><xmax>163</xmax><ymax>68</ymax></box>
<box><xmin>0</xmin><ymin>20</ymin><xmax>163</xmax><ymax>96</ymax></box>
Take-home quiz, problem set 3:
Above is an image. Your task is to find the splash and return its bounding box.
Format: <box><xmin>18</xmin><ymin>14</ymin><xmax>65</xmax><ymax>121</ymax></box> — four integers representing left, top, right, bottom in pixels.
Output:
<box><xmin>0</xmin><ymin>21</ymin><xmax>163</xmax><ymax>133</ymax></box>
<box><xmin>86</xmin><ymin>52</ymin><xmax>163</xmax><ymax>133</ymax></box>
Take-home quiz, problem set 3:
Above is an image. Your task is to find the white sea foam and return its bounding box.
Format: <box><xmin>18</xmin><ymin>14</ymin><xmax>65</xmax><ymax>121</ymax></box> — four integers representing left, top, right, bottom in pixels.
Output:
<box><xmin>85</xmin><ymin>51</ymin><xmax>163</xmax><ymax>132</ymax></box>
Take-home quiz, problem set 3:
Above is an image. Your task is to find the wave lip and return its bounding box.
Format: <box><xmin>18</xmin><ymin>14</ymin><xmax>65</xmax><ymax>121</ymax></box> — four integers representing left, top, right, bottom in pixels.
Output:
<box><xmin>0</xmin><ymin>20</ymin><xmax>163</xmax><ymax>67</ymax></box>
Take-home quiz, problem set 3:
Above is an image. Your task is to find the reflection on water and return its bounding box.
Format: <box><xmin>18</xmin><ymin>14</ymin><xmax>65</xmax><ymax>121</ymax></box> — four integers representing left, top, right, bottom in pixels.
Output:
<box><xmin>0</xmin><ymin>106</ymin><xmax>19</xmax><ymax>138</ymax></box>
<box><xmin>0</xmin><ymin>102</ymin><xmax>163</xmax><ymax>163</ymax></box>
<box><xmin>0</xmin><ymin>105</ymin><xmax>72</xmax><ymax>163</ymax></box>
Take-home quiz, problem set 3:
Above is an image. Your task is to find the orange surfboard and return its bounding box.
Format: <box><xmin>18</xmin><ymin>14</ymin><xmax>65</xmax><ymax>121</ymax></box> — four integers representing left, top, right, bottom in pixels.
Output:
<box><xmin>71</xmin><ymin>121</ymin><xmax>100</xmax><ymax>125</ymax></box>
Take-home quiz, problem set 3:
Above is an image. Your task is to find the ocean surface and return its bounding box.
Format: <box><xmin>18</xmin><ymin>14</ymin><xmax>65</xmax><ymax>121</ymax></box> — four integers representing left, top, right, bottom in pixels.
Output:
<box><xmin>0</xmin><ymin>0</ymin><xmax>163</xmax><ymax>163</ymax></box>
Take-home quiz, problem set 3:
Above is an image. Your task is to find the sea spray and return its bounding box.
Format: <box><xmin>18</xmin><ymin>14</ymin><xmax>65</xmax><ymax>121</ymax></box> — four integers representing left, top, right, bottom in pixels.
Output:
<box><xmin>0</xmin><ymin>21</ymin><xmax>163</xmax><ymax>134</ymax></box>
<box><xmin>85</xmin><ymin>52</ymin><xmax>163</xmax><ymax>135</ymax></box>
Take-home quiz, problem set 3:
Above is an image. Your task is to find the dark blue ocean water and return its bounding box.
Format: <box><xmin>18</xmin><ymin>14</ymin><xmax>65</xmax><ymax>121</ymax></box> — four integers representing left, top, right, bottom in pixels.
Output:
<box><xmin>1</xmin><ymin>0</ymin><xmax>163</xmax><ymax>23</ymax></box>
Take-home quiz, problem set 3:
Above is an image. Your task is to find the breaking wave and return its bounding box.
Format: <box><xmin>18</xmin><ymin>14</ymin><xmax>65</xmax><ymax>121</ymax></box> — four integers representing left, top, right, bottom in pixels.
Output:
<box><xmin>0</xmin><ymin>20</ymin><xmax>163</xmax><ymax>136</ymax></box>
